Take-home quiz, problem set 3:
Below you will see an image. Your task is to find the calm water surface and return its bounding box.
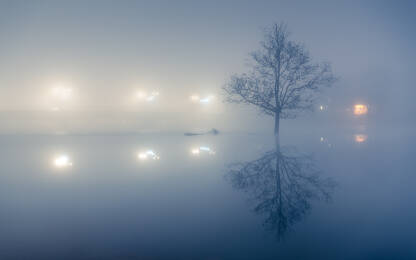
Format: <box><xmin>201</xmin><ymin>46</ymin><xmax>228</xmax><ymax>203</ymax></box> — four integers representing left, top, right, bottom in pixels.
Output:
<box><xmin>0</xmin><ymin>125</ymin><xmax>415</xmax><ymax>259</ymax></box>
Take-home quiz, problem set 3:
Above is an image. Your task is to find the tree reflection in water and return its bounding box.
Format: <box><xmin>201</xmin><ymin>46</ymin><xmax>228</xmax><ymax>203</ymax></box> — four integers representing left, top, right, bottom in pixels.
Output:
<box><xmin>227</xmin><ymin>145</ymin><xmax>335</xmax><ymax>240</ymax></box>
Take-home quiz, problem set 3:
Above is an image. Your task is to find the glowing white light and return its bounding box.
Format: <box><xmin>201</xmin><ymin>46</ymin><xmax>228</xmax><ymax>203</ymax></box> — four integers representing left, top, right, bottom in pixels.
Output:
<box><xmin>190</xmin><ymin>95</ymin><xmax>200</xmax><ymax>102</ymax></box>
<box><xmin>53</xmin><ymin>155</ymin><xmax>73</xmax><ymax>168</ymax></box>
<box><xmin>354</xmin><ymin>104</ymin><xmax>368</xmax><ymax>116</ymax></box>
<box><xmin>138</xmin><ymin>150</ymin><xmax>160</xmax><ymax>160</ymax></box>
<box><xmin>320</xmin><ymin>137</ymin><xmax>332</xmax><ymax>147</ymax></box>
<box><xmin>355</xmin><ymin>134</ymin><xmax>367</xmax><ymax>143</ymax></box>
<box><xmin>137</xmin><ymin>92</ymin><xmax>146</xmax><ymax>98</ymax></box>
<box><xmin>137</xmin><ymin>91</ymin><xmax>159</xmax><ymax>102</ymax></box>
<box><xmin>52</xmin><ymin>86</ymin><xmax>72</xmax><ymax>101</ymax></box>
<box><xmin>200</xmin><ymin>95</ymin><xmax>214</xmax><ymax>104</ymax></box>
<box><xmin>191</xmin><ymin>146</ymin><xmax>215</xmax><ymax>156</ymax></box>
<box><xmin>190</xmin><ymin>94</ymin><xmax>214</xmax><ymax>104</ymax></box>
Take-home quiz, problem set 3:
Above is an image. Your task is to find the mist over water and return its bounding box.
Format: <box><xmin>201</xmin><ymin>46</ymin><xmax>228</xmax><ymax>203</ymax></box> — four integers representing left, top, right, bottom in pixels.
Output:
<box><xmin>1</xmin><ymin>1</ymin><xmax>415</xmax><ymax>259</ymax></box>
<box><xmin>1</xmin><ymin>127</ymin><xmax>415</xmax><ymax>259</ymax></box>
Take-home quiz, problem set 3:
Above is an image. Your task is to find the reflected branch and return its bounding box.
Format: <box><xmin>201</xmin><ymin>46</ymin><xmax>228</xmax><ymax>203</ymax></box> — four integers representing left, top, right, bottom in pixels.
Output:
<box><xmin>227</xmin><ymin>146</ymin><xmax>335</xmax><ymax>240</ymax></box>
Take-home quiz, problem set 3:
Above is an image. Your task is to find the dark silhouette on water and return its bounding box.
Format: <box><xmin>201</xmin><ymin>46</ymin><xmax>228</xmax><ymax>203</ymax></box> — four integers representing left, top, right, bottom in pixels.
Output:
<box><xmin>184</xmin><ymin>128</ymin><xmax>219</xmax><ymax>136</ymax></box>
<box><xmin>223</xmin><ymin>22</ymin><xmax>336</xmax><ymax>147</ymax></box>
<box><xmin>226</xmin><ymin>143</ymin><xmax>335</xmax><ymax>240</ymax></box>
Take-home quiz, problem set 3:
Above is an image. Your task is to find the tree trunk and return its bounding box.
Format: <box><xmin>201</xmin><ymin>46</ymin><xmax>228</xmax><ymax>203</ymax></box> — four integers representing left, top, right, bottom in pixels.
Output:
<box><xmin>275</xmin><ymin>150</ymin><xmax>283</xmax><ymax>240</ymax></box>
<box><xmin>274</xmin><ymin>112</ymin><xmax>280</xmax><ymax>149</ymax></box>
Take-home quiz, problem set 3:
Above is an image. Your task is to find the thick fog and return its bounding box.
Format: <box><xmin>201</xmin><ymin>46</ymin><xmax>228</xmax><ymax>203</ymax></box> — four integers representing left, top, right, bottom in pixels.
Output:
<box><xmin>1</xmin><ymin>2</ymin><xmax>416</xmax><ymax>259</ymax></box>
<box><xmin>0</xmin><ymin>0</ymin><xmax>414</xmax><ymax>134</ymax></box>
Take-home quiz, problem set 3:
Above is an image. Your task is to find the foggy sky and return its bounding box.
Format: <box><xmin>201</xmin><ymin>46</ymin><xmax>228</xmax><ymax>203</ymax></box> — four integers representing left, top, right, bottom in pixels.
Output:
<box><xmin>0</xmin><ymin>0</ymin><xmax>414</xmax><ymax>133</ymax></box>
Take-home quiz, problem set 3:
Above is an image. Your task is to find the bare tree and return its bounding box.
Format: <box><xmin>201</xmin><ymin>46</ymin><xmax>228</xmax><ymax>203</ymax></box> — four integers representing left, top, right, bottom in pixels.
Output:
<box><xmin>226</xmin><ymin>145</ymin><xmax>335</xmax><ymax>240</ymax></box>
<box><xmin>223</xmin><ymin>23</ymin><xmax>336</xmax><ymax>145</ymax></box>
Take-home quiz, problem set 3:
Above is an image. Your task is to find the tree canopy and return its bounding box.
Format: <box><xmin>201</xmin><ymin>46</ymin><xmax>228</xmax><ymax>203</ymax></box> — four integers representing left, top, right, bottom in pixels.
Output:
<box><xmin>223</xmin><ymin>23</ymin><xmax>336</xmax><ymax>119</ymax></box>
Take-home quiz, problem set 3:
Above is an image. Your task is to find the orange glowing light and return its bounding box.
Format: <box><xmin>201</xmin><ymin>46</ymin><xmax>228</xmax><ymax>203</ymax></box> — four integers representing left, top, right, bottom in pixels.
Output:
<box><xmin>354</xmin><ymin>104</ymin><xmax>368</xmax><ymax>115</ymax></box>
<box><xmin>355</xmin><ymin>134</ymin><xmax>367</xmax><ymax>143</ymax></box>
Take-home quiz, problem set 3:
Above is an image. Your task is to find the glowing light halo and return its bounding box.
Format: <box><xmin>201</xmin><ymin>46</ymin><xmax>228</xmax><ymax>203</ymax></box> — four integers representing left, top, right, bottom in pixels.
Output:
<box><xmin>189</xmin><ymin>94</ymin><xmax>215</xmax><ymax>104</ymax></box>
<box><xmin>51</xmin><ymin>85</ymin><xmax>73</xmax><ymax>101</ymax></box>
<box><xmin>190</xmin><ymin>146</ymin><xmax>216</xmax><ymax>156</ymax></box>
<box><xmin>190</xmin><ymin>95</ymin><xmax>200</xmax><ymax>102</ymax></box>
<box><xmin>45</xmin><ymin>82</ymin><xmax>77</xmax><ymax>112</ymax></box>
<box><xmin>136</xmin><ymin>90</ymin><xmax>159</xmax><ymax>102</ymax></box>
<box><xmin>191</xmin><ymin>148</ymin><xmax>200</xmax><ymax>155</ymax></box>
<box><xmin>354</xmin><ymin>134</ymin><xmax>367</xmax><ymax>143</ymax></box>
<box><xmin>138</xmin><ymin>150</ymin><xmax>160</xmax><ymax>160</ymax></box>
<box><xmin>53</xmin><ymin>155</ymin><xmax>73</xmax><ymax>169</ymax></box>
<box><xmin>353</xmin><ymin>104</ymin><xmax>368</xmax><ymax>116</ymax></box>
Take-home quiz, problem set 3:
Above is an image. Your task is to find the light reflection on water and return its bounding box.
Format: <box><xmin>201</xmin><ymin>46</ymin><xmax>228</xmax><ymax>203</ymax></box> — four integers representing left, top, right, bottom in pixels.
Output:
<box><xmin>137</xmin><ymin>150</ymin><xmax>160</xmax><ymax>161</ymax></box>
<box><xmin>1</xmin><ymin>129</ymin><xmax>414</xmax><ymax>259</ymax></box>
<box><xmin>354</xmin><ymin>134</ymin><xmax>368</xmax><ymax>143</ymax></box>
<box><xmin>190</xmin><ymin>146</ymin><xmax>216</xmax><ymax>156</ymax></box>
<box><xmin>41</xmin><ymin>131</ymin><xmax>374</xmax><ymax>172</ymax></box>
<box><xmin>319</xmin><ymin>136</ymin><xmax>333</xmax><ymax>148</ymax></box>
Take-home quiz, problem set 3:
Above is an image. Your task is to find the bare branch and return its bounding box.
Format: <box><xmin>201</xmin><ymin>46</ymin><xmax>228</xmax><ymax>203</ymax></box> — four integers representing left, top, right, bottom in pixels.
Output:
<box><xmin>223</xmin><ymin>22</ymin><xmax>336</xmax><ymax>120</ymax></box>
<box><xmin>226</xmin><ymin>146</ymin><xmax>335</xmax><ymax>239</ymax></box>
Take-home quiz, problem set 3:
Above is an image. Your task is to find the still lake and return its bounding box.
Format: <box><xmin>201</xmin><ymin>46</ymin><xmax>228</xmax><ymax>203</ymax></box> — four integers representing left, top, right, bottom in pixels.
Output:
<box><xmin>0</xmin><ymin>123</ymin><xmax>415</xmax><ymax>259</ymax></box>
